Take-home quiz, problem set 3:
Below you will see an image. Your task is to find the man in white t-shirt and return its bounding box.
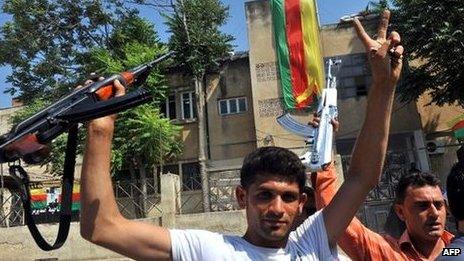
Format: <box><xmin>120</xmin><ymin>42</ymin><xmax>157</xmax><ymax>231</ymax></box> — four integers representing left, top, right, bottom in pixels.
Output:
<box><xmin>79</xmin><ymin>10</ymin><xmax>404</xmax><ymax>261</ymax></box>
<box><xmin>171</xmin><ymin>146</ymin><xmax>336</xmax><ymax>260</ymax></box>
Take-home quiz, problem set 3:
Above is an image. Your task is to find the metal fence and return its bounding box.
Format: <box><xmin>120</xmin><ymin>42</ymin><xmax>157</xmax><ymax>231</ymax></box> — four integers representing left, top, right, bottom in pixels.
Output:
<box><xmin>0</xmin><ymin>191</ymin><xmax>24</xmax><ymax>227</ymax></box>
<box><xmin>209</xmin><ymin>169</ymin><xmax>240</xmax><ymax>212</ymax></box>
<box><xmin>340</xmin><ymin>151</ymin><xmax>411</xmax><ymax>203</ymax></box>
<box><xmin>341</xmin><ymin>151</ymin><xmax>413</xmax><ymax>235</ymax></box>
<box><xmin>176</xmin><ymin>176</ymin><xmax>203</xmax><ymax>214</ymax></box>
<box><xmin>174</xmin><ymin>168</ymin><xmax>241</xmax><ymax>214</ymax></box>
<box><xmin>0</xmin><ymin>178</ymin><xmax>161</xmax><ymax>227</ymax></box>
<box><xmin>113</xmin><ymin>178</ymin><xmax>162</xmax><ymax>219</ymax></box>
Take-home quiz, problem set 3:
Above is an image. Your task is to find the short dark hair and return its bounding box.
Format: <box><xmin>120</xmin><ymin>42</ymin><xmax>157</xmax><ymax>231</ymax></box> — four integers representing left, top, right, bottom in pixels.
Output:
<box><xmin>240</xmin><ymin>146</ymin><xmax>306</xmax><ymax>191</ymax></box>
<box><xmin>395</xmin><ymin>172</ymin><xmax>441</xmax><ymax>204</ymax></box>
<box><xmin>447</xmin><ymin>162</ymin><xmax>464</xmax><ymax>220</ymax></box>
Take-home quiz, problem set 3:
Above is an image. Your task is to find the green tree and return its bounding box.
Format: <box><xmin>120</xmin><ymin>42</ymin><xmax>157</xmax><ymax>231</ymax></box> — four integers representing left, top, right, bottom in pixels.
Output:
<box><xmin>0</xmin><ymin>0</ymin><xmax>141</xmax><ymax>102</ymax></box>
<box><xmin>88</xmin><ymin>21</ymin><xmax>183</xmax><ymax>216</ymax></box>
<box><xmin>366</xmin><ymin>0</ymin><xmax>389</xmax><ymax>13</ymax></box>
<box><xmin>5</xmin><ymin>3</ymin><xmax>183</xmax><ymax>189</ymax></box>
<box><xmin>390</xmin><ymin>0</ymin><xmax>464</xmax><ymax>106</ymax></box>
<box><xmin>88</xmin><ymin>22</ymin><xmax>184</xmax><ymax>178</ymax></box>
<box><xmin>164</xmin><ymin>0</ymin><xmax>233</xmax><ymax>211</ymax></box>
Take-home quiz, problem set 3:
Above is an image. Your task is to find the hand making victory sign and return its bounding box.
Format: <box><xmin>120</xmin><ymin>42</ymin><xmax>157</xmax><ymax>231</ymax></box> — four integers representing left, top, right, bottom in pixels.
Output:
<box><xmin>354</xmin><ymin>10</ymin><xmax>404</xmax><ymax>85</ymax></box>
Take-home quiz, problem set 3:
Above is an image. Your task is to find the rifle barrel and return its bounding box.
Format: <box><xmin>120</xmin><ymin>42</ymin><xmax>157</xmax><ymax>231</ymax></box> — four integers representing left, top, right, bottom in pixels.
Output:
<box><xmin>130</xmin><ymin>51</ymin><xmax>174</xmax><ymax>77</ymax></box>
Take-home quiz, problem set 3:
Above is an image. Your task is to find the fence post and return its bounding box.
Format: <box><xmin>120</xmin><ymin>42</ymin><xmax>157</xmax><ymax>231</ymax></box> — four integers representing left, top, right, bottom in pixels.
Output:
<box><xmin>160</xmin><ymin>173</ymin><xmax>180</xmax><ymax>228</ymax></box>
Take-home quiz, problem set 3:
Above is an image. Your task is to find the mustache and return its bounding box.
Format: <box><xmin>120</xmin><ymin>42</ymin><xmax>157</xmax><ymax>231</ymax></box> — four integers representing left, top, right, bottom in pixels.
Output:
<box><xmin>425</xmin><ymin>220</ymin><xmax>442</xmax><ymax>226</ymax></box>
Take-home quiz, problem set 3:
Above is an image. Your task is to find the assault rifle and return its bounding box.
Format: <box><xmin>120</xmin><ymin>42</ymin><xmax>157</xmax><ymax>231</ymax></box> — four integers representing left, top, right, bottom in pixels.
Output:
<box><xmin>277</xmin><ymin>59</ymin><xmax>341</xmax><ymax>171</ymax></box>
<box><xmin>0</xmin><ymin>51</ymin><xmax>173</xmax><ymax>251</ymax></box>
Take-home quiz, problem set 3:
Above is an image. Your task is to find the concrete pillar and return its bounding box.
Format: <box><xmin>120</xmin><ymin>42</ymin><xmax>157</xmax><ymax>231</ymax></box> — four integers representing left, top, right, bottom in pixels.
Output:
<box><xmin>160</xmin><ymin>173</ymin><xmax>180</xmax><ymax>228</ymax></box>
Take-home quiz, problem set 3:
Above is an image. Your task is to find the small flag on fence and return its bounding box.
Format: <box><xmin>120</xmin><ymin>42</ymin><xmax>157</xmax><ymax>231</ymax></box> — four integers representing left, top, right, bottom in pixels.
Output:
<box><xmin>31</xmin><ymin>184</ymin><xmax>80</xmax><ymax>213</ymax></box>
<box><xmin>447</xmin><ymin>114</ymin><xmax>464</xmax><ymax>138</ymax></box>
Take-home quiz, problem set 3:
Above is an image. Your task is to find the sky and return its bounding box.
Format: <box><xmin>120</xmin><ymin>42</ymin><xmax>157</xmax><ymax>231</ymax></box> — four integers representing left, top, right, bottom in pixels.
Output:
<box><xmin>0</xmin><ymin>0</ymin><xmax>374</xmax><ymax>109</ymax></box>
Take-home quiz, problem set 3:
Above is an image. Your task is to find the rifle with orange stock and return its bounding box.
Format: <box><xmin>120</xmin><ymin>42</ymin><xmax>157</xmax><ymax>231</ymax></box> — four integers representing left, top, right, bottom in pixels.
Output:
<box><xmin>0</xmin><ymin>51</ymin><xmax>173</xmax><ymax>250</ymax></box>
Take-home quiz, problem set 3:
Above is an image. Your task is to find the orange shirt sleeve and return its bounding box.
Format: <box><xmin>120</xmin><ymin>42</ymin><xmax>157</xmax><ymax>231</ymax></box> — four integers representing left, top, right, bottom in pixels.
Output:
<box><xmin>312</xmin><ymin>164</ymin><xmax>396</xmax><ymax>260</ymax></box>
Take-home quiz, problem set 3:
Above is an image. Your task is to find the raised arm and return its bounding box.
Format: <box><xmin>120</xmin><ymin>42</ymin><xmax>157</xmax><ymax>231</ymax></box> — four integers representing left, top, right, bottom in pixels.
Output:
<box><xmin>322</xmin><ymin>10</ymin><xmax>404</xmax><ymax>246</ymax></box>
<box><xmin>314</xmin><ymin>163</ymin><xmax>396</xmax><ymax>260</ymax></box>
<box><xmin>79</xmin><ymin>80</ymin><xmax>172</xmax><ymax>260</ymax></box>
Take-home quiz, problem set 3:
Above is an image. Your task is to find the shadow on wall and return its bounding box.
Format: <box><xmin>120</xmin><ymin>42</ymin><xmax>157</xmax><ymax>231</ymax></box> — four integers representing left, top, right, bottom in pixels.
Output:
<box><xmin>246</xmin><ymin>1</ymin><xmax>272</xmax><ymax>28</ymax></box>
<box><xmin>422</xmin><ymin>112</ymin><xmax>440</xmax><ymax>134</ymax></box>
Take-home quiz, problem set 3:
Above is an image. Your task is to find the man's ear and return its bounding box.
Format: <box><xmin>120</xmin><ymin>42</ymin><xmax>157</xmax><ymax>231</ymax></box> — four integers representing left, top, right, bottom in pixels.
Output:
<box><xmin>394</xmin><ymin>203</ymin><xmax>405</xmax><ymax>221</ymax></box>
<box><xmin>236</xmin><ymin>185</ymin><xmax>247</xmax><ymax>209</ymax></box>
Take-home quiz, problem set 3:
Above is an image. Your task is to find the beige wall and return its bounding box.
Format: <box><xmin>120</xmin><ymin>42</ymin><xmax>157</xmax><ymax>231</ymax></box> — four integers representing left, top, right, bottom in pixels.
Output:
<box><xmin>416</xmin><ymin>91</ymin><xmax>464</xmax><ymax>134</ymax></box>
<box><xmin>320</xmin><ymin>23</ymin><xmax>366</xmax><ymax>57</ymax></box>
<box><xmin>416</xmin><ymin>92</ymin><xmax>463</xmax><ymax>183</ymax></box>
<box><xmin>164</xmin><ymin>72</ymin><xmax>199</xmax><ymax>162</ymax></box>
<box><xmin>166</xmin><ymin>56</ymin><xmax>257</xmax><ymax>164</ymax></box>
<box><xmin>320</xmin><ymin>17</ymin><xmax>423</xmax><ymax>139</ymax></box>
<box><xmin>179</xmin><ymin>122</ymin><xmax>199</xmax><ymax>161</ymax></box>
<box><xmin>337</xmin><ymin>97</ymin><xmax>422</xmax><ymax>140</ymax></box>
<box><xmin>0</xmin><ymin>107</ymin><xmax>21</xmax><ymax>135</ymax></box>
<box><xmin>206</xmin><ymin>57</ymin><xmax>257</xmax><ymax>161</ymax></box>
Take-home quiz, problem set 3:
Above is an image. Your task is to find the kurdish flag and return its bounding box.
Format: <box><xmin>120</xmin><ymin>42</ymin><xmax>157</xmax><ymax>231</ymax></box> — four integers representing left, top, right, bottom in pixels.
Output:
<box><xmin>270</xmin><ymin>0</ymin><xmax>325</xmax><ymax>110</ymax></box>
<box><xmin>447</xmin><ymin>114</ymin><xmax>464</xmax><ymax>138</ymax></box>
<box><xmin>30</xmin><ymin>184</ymin><xmax>81</xmax><ymax>213</ymax></box>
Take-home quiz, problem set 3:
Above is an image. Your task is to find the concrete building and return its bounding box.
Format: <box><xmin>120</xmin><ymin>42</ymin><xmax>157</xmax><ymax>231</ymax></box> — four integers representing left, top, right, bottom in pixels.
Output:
<box><xmin>159</xmin><ymin>52</ymin><xmax>257</xmax><ymax>194</ymax></box>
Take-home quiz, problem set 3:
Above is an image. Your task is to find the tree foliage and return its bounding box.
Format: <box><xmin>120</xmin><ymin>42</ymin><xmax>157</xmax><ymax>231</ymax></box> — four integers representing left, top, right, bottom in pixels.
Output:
<box><xmin>88</xmin><ymin>19</ymin><xmax>183</xmax><ymax>176</ymax></box>
<box><xmin>113</xmin><ymin>106</ymin><xmax>183</xmax><ymax>175</ymax></box>
<box><xmin>390</xmin><ymin>0</ymin><xmax>464</xmax><ymax>106</ymax></box>
<box><xmin>163</xmin><ymin>0</ymin><xmax>234</xmax><ymax>77</ymax></box>
<box><xmin>4</xmin><ymin>2</ymin><xmax>183</xmax><ymax>177</ymax></box>
<box><xmin>0</xmin><ymin>0</ymin><xmax>137</xmax><ymax>102</ymax></box>
<box><xmin>366</xmin><ymin>0</ymin><xmax>389</xmax><ymax>13</ymax></box>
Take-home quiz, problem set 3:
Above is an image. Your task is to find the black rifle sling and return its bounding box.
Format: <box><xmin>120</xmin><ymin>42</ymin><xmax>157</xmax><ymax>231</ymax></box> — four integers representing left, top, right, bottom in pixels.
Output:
<box><xmin>9</xmin><ymin>125</ymin><xmax>78</xmax><ymax>251</ymax></box>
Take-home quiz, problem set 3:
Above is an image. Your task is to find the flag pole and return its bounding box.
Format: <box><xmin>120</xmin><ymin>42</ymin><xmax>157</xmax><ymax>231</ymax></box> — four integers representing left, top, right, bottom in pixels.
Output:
<box><xmin>314</xmin><ymin>0</ymin><xmax>321</xmax><ymax>29</ymax></box>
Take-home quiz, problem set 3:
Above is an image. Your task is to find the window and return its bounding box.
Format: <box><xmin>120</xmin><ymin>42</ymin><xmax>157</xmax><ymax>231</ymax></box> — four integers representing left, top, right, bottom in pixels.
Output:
<box><xmin>356</xmin><ymin>85</ymin><xmax>367</xmax><ymax>96</ymax></box>
<box><xmin>160</xmin><ymin>94</ymin><xmax>176</xmax><ymax>120</ymax></box>
<box><xmin>182</xmin><ymin>162</ymin><xmax>202</xmax><ymax>191</ymax></box>
<box><xmin>218</xmin><ymin>97</ymin><xmax>247</xmax><ymax>116</ymax></box>
<box><xmin>325</xmin><ymin>54</ymin><xmax>372</xmax><ymax>99</ymax></box>
<box><xmin>158</xmin><ymin>164</ymin><xmax>179</xmax><ymax>175</ymax></box>
<box><xmin>181</xmin><ymin>91</ymin><xmax>197</xmax><ymax>119</ymax></box>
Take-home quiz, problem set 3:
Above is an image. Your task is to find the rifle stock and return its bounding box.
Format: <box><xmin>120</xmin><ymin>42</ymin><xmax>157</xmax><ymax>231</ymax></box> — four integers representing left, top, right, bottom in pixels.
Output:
<box><xmin>0</xmin><ymin>51</ymin><xmax>173</xmax><ymax>164</ymax></box>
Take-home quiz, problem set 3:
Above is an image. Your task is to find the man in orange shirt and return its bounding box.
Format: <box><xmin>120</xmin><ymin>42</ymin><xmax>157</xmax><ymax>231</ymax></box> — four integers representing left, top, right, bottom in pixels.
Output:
<box><xmin>309</xmin><ymin>8</ymin><xmax>454</xmax><ymax>261</ymax></box>
<box><xmin>313</xmin><ymin>165</ymin><xmax>453</xmax><ymax>260</ymax></box>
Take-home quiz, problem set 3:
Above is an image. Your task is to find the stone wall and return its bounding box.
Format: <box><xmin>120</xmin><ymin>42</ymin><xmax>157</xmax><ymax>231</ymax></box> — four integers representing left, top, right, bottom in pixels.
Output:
<box><xmin>0</xmin><ymin>174</ymin><xmax>246</xmax><ymax>260</ymax></box>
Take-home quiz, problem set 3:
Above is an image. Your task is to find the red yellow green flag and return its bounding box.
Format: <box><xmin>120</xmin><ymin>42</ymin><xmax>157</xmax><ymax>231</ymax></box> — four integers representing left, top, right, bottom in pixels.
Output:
<box><xmin>270</xmin><ymin>0</ymin><xmax>324</xmax><ymax>110</ymax></box>
<box><xmin>30</xmin><ymin>184</ymin><xmax>81</xmax><ymax>212</ymax></box>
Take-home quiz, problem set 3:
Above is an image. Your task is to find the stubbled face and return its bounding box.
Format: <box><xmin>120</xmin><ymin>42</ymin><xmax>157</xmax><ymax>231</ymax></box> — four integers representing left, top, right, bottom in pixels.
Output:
<box><xmin>395</xmin><ymin>185</ymin><xmax>446</xmax><ymax>242</ymax></box>
<box><xmin>236</xmin><ymin>174</ymin><xmax>306</xmax><ymax>248</ymax></box>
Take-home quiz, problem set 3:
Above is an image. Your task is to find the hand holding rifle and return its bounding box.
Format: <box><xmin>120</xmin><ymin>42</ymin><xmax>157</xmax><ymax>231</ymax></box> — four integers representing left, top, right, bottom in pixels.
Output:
<box><xmin>0</xmin><ymin>51</ymin><xmax>172</xmax><ymax>251</ymax></box>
